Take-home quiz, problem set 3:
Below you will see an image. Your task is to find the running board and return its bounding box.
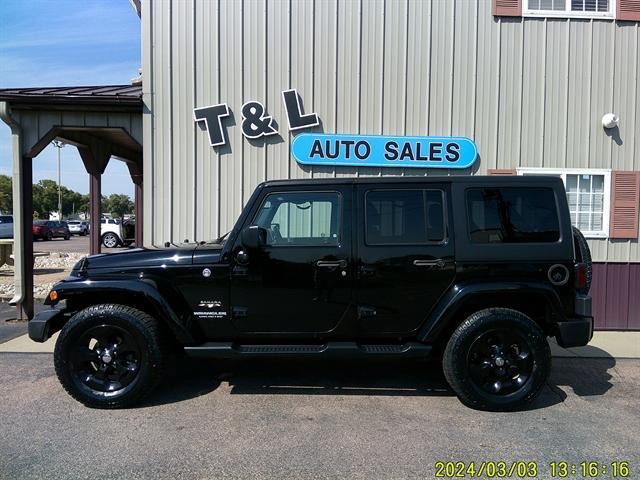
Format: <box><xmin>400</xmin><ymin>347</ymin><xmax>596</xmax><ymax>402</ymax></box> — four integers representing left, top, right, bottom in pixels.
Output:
<box><xmin>184</xmin><ymin>341</ymin><xmax>432</xmax><ymax>359</ymax></box>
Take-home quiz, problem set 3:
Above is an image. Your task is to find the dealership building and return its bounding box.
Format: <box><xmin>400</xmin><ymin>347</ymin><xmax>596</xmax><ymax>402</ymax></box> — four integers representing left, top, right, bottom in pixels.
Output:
<box><xmin>1</xmin><ymin>0</ymin><xmax>639</xmax><ymax>329</ymax></box>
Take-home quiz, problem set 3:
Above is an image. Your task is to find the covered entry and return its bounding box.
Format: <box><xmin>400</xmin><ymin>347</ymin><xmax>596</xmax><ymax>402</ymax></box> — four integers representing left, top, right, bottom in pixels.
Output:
<box><xmin>0</xmin><ymin>85</ymin><xmax>143</xmax><ymax>320</ymax></box>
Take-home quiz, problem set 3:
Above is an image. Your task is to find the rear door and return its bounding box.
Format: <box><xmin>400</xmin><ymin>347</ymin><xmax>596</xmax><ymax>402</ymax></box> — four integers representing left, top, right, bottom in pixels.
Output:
<box><xmin>355</xmin><ymin>183</ymin><xmax>455</xmax><ymax>336</ymax></box>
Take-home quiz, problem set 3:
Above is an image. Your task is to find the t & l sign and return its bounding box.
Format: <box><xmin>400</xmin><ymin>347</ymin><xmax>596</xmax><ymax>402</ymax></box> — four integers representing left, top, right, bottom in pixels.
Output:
<box><xmin>194</xmin><ymin>89</ymin><xmax>478</xmax><ymax>169</ymax></box>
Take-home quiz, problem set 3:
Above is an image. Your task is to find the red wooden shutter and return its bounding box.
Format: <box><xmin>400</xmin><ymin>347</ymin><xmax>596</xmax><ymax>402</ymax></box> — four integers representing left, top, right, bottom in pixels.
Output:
<box><xmin>610</xmin><ymin>171</ymin><xmax>640</xmax><ymax>239</ymax></box>
<box><xmin>617</xmin><ymin>0</ymin><xmax>640</xmax><ymax>21</ymax></box>
<box><xmin>487</xmin><ymin>169</ymin><xmax>517</xmax><ymax>175</ymax></box>
<box><xmin>493</xmin><ymin>0</ymin><xmax>521</xmax><ymax>16</ymax></box>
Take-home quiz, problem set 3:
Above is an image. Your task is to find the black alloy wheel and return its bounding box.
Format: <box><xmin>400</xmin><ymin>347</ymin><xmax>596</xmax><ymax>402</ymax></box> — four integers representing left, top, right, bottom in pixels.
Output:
<box><xmin>443</xmin><ymin>308</ymin><xmax>551</xmax><ymax>411</ymax></box>
<box><xmin>46</xmin><ymin>231</ymin><xmax>53</xmax><ymax>241</ymax></box>
<box><xmin>54</xmin><ymin>304</ymin><xmax>165</xmax><ymax>408</ymax></box>
<box><xmin>69</xmin><ymin>324</ymin><xmax>142</xmax><ymax>394</ymax></box>
<box><xmin>466</xmin><ymin>329</ymin><xmax>533</xmax><ymax>396</ymax></box>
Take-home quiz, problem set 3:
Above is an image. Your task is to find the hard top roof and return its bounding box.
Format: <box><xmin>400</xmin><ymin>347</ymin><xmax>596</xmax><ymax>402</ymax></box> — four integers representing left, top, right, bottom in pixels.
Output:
<box><xmin>261</xmin><ymin>175</ymin><xmax>562</xmax><ymax>187</ymax></box>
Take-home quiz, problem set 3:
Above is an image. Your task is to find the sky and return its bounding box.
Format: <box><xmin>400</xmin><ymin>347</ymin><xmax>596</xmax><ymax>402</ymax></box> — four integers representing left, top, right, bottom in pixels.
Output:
<box><xmin>0</xmin><ymin>0</ymin><xmax>141</xmax><ymax>198</ymax></box>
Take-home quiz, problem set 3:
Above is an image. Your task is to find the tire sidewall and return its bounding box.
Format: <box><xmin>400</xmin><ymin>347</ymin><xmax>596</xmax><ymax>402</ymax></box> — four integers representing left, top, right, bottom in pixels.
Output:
<box><xmin>444</xmin><ymin>309</ymin><xmax>551</xmax><ymax>411</ymax></box>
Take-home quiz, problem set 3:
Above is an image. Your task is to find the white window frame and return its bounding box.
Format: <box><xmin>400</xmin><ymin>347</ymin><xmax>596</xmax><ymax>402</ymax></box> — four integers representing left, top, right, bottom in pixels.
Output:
<box><xmin>516</xmin><ymin>167</ymin><xmax>611</xmax><ymax>239</ymax></box>
<box><xmin>523</xmin><ymin>0</ymin><xmax>615</xmax><ymax>19</ymax></box>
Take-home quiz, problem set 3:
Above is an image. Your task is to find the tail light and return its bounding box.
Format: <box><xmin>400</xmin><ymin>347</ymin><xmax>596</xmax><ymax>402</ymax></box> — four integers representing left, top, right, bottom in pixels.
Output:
<box><xmin>575</xmin><ymin>263</ymin><xmax>587</xmax><ymax>290</ymax></box>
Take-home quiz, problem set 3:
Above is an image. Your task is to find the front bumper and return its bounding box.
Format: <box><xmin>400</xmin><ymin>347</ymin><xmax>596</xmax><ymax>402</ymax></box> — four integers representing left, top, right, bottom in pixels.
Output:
<box><xmin>28</xmin><ymin>307</ymin><xmax>66</xmax><ymax>343</ymax></box>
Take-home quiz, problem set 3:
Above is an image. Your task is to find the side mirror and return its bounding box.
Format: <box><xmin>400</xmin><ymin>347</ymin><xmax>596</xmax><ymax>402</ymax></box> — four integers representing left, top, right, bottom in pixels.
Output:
<box><xmin>241</xmin><ymin>225</ymin><xmax>267</xmax><ymax>249</ymax></box>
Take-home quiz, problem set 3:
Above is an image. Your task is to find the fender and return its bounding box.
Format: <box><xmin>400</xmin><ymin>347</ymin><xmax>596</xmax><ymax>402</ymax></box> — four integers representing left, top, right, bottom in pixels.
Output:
<box><xmin>46</xmin><ymin>277</ymin><xmax>195</xmax><ymax>344</ymax></box>
<box><xmin>417</xmin><ymin>281</ymin><xmax>567</xmax><ymax>343</ymax></box>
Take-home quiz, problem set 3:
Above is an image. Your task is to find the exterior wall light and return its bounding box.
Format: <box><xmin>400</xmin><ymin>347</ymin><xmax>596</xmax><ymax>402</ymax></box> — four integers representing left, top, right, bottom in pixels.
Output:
<box><xmin>602</xmin><ymin>113</ymin><xmax>619</xmax><ymax>129</ymax></box>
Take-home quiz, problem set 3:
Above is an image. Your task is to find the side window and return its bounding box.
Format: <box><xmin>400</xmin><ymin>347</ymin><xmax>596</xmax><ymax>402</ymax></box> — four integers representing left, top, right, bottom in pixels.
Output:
<box><xmin>365</xmin><ymin>189</ymin><xmax>445</xmax><ymax>245</ymax></box>
<box><xmin>466</xmin><ymin>187</ymin><xmax>560</xmax><ymax>243</ymax></box>
<box><xmin>253</xmin><ymin>191</ymin><xmax>341</xmax><ymax>246</ymax></box>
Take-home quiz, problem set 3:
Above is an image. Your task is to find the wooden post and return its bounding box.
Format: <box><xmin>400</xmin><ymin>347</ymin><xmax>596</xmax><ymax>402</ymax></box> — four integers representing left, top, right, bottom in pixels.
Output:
<box><xmin>89</xmin><ymin>170</ymin><xmax>102</xmax><ymax>255</ymax></box>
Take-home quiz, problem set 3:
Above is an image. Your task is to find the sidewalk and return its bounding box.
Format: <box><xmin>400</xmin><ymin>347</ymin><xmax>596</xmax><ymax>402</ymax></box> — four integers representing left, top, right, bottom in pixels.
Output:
<box><xmin>1</xmin><ymin>323</ymin><xmax>638</xmax><ymax>358</ymax></box>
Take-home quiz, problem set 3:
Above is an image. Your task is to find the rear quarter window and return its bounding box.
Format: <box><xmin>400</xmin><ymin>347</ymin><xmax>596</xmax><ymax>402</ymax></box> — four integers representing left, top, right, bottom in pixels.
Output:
<box><xmin>466</xmin><ymin>187</ymin><xmax>559</xmax><ymax>243</ymax></box>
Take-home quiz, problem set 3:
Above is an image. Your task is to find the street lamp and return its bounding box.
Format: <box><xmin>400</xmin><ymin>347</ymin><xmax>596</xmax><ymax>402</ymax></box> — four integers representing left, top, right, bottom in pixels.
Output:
<box><xmin>51</xmin><ymin>140</ymin><xmax>65</xmax><ymax>219</ymax></box>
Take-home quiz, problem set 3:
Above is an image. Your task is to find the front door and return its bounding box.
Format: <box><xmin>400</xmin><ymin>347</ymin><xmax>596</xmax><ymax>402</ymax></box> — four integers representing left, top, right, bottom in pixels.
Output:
<box><xmin>230</xmin><ymin>187</ymin><xmax>353</xmax><ymax>336</ymax></box>
<box><xmin>356</xmin><ymin>184</ymin><xmax>455</xmax><ymax>336</ymax></box>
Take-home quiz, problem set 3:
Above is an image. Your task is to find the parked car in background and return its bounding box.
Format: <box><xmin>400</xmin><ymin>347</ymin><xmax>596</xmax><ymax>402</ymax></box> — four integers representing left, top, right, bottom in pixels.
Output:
<box><xmin>0</xmin><ymin>215</ymin><xmax>14</xmax><ymax>239</ymax></box>
<box><xmin>67</xmin><ymin>220</ymin><xmax>88</xmax><ymax>236</ymax></box>
<box><xmin>33</xmin><ymin>220</ymin><xmax>70</xmax><ymax>241</ymax></box>
<box><xmin>100</xmin><ymin>217</ymin><xmax>134</xmax><ymax>248</ymax></box>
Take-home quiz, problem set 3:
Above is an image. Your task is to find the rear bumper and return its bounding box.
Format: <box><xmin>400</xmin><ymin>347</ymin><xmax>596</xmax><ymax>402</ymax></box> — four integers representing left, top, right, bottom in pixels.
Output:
<box><xmin>556</xmin><ymin>294</ymin><xmax>593</xmax><ymax>348</ymax></box>
<box><xmin>28</xmin><ymin>307</ymin><xmax>66</xmax><ymax>343</ymax></box>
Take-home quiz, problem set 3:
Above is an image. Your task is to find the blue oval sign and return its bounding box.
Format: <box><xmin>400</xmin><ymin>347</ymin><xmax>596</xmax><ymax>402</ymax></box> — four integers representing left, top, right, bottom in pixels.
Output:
<box><xmin>291</xmin><ymin>133</ymin><xmax>477</xmax><ymax>169</ymax></box>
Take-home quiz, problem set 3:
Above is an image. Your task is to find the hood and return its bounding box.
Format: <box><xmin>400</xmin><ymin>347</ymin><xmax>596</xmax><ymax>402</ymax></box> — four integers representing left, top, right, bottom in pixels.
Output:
<box><xmin>84</xmin><ymin>246</ymin><xmax>196</xmax><ymax>270</ymax></box>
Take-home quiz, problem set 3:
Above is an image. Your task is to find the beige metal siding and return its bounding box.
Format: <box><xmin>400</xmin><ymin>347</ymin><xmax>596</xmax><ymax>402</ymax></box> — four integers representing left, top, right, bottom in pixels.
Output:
<box><xmin>143</xmin><ymin>0</ymin><xmax>640</xmax><ymax>261</ymax></box>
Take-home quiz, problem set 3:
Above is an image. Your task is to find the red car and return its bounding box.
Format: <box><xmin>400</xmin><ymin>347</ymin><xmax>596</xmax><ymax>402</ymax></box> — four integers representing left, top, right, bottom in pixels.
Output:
<box><xmin>33</xmin><ymin>220</ymin><xmax>70</xmax><ymax>241</ymax></box>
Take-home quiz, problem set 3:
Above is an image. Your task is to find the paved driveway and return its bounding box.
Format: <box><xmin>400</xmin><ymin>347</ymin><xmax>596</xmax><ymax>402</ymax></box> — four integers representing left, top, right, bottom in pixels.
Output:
<box><xmin>1</xmin><ymin>354</ymin><xmax>638</xmax><ymax>479</ymax></box>
<box><xmin>33</xmin><ymin>235</ymin><xmax>129</xmax><ymax>253</ymax></box>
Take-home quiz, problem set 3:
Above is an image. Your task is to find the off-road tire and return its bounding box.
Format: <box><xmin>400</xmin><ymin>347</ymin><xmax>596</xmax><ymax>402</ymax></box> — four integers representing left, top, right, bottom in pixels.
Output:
<box><xmin>443</xmin><ymin>308</ymin><xmax>551</xmax><ymax>411</ymax></box>
<box><xmin>572</xmin><ymin>226</ymin><xmax>592</xmax><ymax>294</ymax></box>
<box><xmin>54</xmin><ymin>304</ymin><xmax>165</xmax><ymax>408</ymax></box>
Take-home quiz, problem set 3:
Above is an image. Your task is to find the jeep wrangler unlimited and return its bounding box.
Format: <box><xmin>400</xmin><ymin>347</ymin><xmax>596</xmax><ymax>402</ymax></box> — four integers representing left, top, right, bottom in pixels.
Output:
<box><xmin>29</xmin><ymin>176</ymin><xmax>593</xmax><ymax>411</ymax></box>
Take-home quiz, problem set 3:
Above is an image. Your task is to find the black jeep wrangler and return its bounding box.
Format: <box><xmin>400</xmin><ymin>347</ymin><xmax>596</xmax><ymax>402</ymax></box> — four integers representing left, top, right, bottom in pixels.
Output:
<box><xmin>29</xmin><ymin>176</ymin><xmax>593</xmax><ymax>411</ymax></box>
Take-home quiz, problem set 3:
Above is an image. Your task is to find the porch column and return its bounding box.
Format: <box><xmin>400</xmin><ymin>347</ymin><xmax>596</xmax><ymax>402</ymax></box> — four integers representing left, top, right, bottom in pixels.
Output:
<box><xmin>89</xmin><ymin>171</ymin><xmax>101</xmax><ymax>255</ymax></box>
<box><xmin>134</xmin><ymin>181</ymin><xmax>143</xmax><ymax>247</ymax></box>
<box><xmin>128</xmin><ymin>162</ymin><xmax>143</xmax><ymax>247</ymax></box>
<box><xmin>17</xmin><ymin>156</ymin><xmax>34</xmax><ymax>320</ymax></box>
<box><xmin>0</xmin><ymin>102</ymin><xmax>34</xmax><ymax>320</ymax></box>
<box><xmin>78</xmin><ymin>146</ymin><xmax>110</xmax><ymax>256</ymax></box>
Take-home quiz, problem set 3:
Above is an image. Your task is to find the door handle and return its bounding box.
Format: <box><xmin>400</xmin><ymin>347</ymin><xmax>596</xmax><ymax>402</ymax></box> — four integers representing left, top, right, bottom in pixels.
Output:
<box><xmin>316</xmin><ymin>260</ymin><xmax>347</xmax><ymax>268</ymax></box>
<box><xmin>413</xmin><ymin>259</ymin><xmax>446</xmax><ymax>268</ymax></box>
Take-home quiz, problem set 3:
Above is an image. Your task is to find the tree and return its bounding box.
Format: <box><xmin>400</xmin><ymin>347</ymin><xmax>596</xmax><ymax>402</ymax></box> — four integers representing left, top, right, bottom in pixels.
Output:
<box><xmin>102</xmin><ymin>194</ymin><xmax>134</xmax><ymax>218</ymax></box>
<box><xmin>0</xmin><ymin>175</ymin><xmax>12</xmax><ymax>213</ymax></box>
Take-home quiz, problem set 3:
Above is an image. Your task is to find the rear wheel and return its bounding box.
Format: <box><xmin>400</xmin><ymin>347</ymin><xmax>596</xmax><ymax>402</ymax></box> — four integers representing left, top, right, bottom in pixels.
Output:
<box><xmin>46</xmin><ymin>231</ymin><xmax>53</xmax><ymax>241</ymax></box>
<box><xmin>443</xmin><ymin>308</ymin><xmax>551</xmax><ymax>411</ymax></box>
<box><xmin>54</xmin><ymin>304</ymin><xmax>165</xmax><ymax>408</ymax></box>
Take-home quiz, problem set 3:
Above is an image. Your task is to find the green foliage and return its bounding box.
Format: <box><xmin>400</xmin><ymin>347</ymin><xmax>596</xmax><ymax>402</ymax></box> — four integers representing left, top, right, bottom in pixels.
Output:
<box><xmin>0</xmin><ymin>175</ymin><xmax>12</xmax><ymax>213</ymax></box>
<box><xmin>0</xmin><ymin>176</ymin><xmax>131</xmax><ymax>219</ymax></box>
<box><xmin>102</xmin><ymin>193</ymin><xmax>134</xmax><ymax>219</ymax></box>
<box><xmin>32</xmin><ymin>179</ymin><xmax>88</xmax><ymax>217</ymax></box>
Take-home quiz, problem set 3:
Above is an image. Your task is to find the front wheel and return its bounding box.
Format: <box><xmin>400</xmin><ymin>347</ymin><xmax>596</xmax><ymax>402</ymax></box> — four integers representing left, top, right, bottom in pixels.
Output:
<box><xmin>54</xmin><ymin>304</ymin><xmax>165</xmax><ymax>408</ymax></box>
<box><xmin>443</xmin><ymin>308</ymin><xmax>551</xmax><ymax>411</ymax></box>
<box><xmin>102</xmin><ymin>232</ymin><xmax>120</xmax><ymax>248</ymax></box>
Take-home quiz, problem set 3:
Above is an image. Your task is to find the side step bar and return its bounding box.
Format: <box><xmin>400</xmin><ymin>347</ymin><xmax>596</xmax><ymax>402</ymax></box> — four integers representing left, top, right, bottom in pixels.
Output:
<box><xmin>184</xmin><ymin>341</ymin><xmax>432</xmax><ymax>359</ymax></box>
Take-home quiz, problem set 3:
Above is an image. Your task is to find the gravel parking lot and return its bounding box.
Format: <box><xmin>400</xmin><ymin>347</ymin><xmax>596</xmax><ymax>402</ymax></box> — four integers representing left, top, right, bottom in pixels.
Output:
<box><xmin>0</xmin><ymin>353</ymin><xmax>638</xmax><ymax>479</ymax></box>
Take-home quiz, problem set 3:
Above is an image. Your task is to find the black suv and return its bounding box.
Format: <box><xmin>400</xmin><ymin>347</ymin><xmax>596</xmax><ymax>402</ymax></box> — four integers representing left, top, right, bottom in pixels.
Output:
<box><xmin>30</xmin><ymin>176</ymin><xmax>593</xmax><ymax>411</ymax></box>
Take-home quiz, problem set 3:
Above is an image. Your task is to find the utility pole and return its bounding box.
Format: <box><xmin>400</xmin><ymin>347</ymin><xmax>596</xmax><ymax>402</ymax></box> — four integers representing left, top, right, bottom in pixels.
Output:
<box><xmin>52</xmin><ymin>140</ymin><xmax>64</xmax><ymax>219</ymax></box>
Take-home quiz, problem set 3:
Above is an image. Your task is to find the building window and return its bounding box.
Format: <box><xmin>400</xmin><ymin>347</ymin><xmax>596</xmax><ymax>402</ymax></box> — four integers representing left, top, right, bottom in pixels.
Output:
<box><xmin>524</xmin><ymin>0</ymin><xmax>614</xmax><ymax>18</ymax></box>
<box><xmin>516</xmin><ymin>168</ymin><xmax>611</xmax><ymax>238</ymax></box>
